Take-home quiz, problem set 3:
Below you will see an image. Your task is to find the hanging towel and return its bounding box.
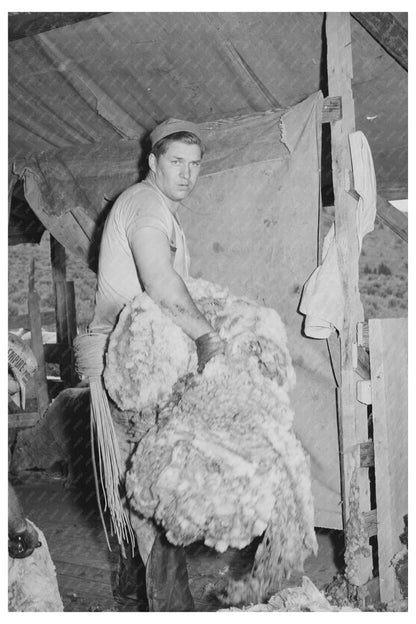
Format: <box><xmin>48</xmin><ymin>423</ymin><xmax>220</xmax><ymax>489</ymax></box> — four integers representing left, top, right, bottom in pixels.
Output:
<box><xmin>299</xmin><ymin>131</ymin><xmax>377</xmax><ymax>338</ymax></box>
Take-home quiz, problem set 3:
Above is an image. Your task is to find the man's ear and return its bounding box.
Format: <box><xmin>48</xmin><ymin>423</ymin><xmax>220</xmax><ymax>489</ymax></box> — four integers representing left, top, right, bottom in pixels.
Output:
<box><xmin>148</xmin><ymin>153</ymin><xmax>157</xmax><ymax>174</ymax></box>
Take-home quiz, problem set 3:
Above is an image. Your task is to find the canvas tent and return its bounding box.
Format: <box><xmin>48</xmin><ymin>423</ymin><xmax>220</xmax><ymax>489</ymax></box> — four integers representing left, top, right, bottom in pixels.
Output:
<box><xmin>8</xmin><ymin>11</ymin><xmax>408</xmax><ymax>602</ymax></box>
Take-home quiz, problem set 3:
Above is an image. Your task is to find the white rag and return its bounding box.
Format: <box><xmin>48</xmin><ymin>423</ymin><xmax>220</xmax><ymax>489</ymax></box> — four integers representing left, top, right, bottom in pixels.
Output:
<box><xmin>299</xmin><ymin>131</ymin><xmax>377</xmax><ymax>338</ymax></box>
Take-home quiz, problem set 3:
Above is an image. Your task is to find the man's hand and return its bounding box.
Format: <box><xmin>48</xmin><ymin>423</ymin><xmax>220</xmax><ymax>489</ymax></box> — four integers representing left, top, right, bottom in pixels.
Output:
<box><xmin>195</xmin><ymin>331</ymin><xmax>225</xmax><ymax>373</ymax></box>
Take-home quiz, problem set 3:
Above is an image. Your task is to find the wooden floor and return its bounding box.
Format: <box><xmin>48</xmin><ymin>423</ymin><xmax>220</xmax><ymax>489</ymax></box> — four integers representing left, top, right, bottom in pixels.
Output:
<box><xmin>11</xmin><ymin>469</ymin><xmax>344</xmax><ymax>612</ymax></box>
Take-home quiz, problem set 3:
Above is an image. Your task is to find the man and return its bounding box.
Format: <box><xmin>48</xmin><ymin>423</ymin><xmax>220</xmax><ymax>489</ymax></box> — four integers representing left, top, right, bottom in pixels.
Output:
<box><xmin>89</xmin><ymin>119</ymin><xmax>225</xmax><ymax>611</ymax></box>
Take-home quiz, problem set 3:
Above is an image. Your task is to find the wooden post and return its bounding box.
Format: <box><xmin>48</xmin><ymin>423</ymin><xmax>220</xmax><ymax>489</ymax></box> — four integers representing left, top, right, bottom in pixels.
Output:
<box><xmin>54</xmin><ymin>281</ymin><xmax>79</xmax><ymax>385</ymax></box>
<box><xmin>326</xmin><ymin>12</ymin><xmax>373</xmax><ymax>589</ymax></box>
<box><xmin>28</xmin><ymin>260</ymin><xmax>50</xmax><ymax>417</ymax></box>
<box><xmin>369</xmin><ymin>318</ymin><xmax>408</xmax><ymax>603</ymax></box>
<box><xmin>50</xmin><ymin>235</ymin><xmax>79</xmax><ymax>386</ymax></box>
<box><xmin>50</xmin><ymin>234</ymin><xmax>67</xmax><ymax>283</ymax></box>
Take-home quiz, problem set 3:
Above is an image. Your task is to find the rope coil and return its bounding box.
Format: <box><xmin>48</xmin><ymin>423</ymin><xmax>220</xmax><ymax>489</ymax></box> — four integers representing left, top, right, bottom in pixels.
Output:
<box><xmin>73</xmin><ymin>332</ymin><xmax>135</xmax><ymax>550</ymax></box>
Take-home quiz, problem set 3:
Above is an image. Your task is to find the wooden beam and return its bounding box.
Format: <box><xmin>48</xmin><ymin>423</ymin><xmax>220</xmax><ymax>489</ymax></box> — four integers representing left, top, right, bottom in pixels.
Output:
<box><xmin>326</xmin><ymin>12</ymin><xmax>373</xmax><ymax>587</ymax></box>
<box><xmin>363</xmin><ymin>509</ymin><xmax>378</xmax><ymax>538</ymax></box>
<box><xmin>28</xmin><ymin>260</ymin><xmax>50</xmax><ymax>417</ymax></box>
<box><xmin>8</xmin><ymin>310</ymin><xmax>56</xmax><ymax>330</ymax></box>
<box><xmin>369</xmin><ymin>318</ymin><xmax>408</xmax><ymax>603</ymax></box>
<box><xmin>54</xmin><ymin>281</ymin><xmax>79</xmax><ymax>386</ymax></box>
<box><xmin>376</xmin><ymin>186</ymin><xmax>408</xmax><ymax>201</ymax></box>
<box><xmin>357</xmin><ymin>346</ymin><xmax>370</xmax><ymax>380</ymax></box>
<box><xmin>8</xmin><ymin>12</ymin><xmax>110</xmax><ymax>42</ymax></box>
<box><xmin>50</xmin><ymin>235</ymin><xmax>67</xmax><ymax>283</ymax></box>
<box><xmin>377</xmin><ymin>195</ymin><xmax>408</xmax><ymax>243</ymax></box>
<box><xmin>50</xmin><ymin>235</ymin><xmax>78</xmax><ymax>385</ymax></box>
<box><xmin>351</xmin><ymin>12</ymin><xmax>408</xmax><ymax>71</ymax></box>
<box><xmin>322</xmin><ymin>199</ymin><xmax>408</xmax><ymax>244</ymax></box>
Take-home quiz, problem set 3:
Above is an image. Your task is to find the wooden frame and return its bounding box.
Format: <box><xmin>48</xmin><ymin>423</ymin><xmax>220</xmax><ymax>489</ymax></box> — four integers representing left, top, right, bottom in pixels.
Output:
<box><xmin>326</xmin><ymin>12</ymin><xmax>373</xmax><ymax>588</ymax></box>
<box><xmin>326</xmin><ymin>12</ymin><xmax>407</xmax><ymax>602</ymax></box>
<box><xmin>369</xmin><ymin>318</ymin><xmax>408</xmax><ymax>602</ymax></box>
<box><xmin>8</xmin><ymin>236</ymin><xmax>79</xmax><ymax>429</ymax></box>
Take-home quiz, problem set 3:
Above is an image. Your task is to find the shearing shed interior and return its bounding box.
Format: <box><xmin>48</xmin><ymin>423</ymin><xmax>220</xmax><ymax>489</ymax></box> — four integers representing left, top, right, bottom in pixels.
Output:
<box><xmin>8</xmin><ymin>11</ymin><xmax>408</xmax><ymax>612</ymax></box>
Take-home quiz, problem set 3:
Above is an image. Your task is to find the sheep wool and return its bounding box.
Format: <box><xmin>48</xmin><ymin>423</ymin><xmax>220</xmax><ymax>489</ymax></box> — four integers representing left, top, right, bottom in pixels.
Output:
<box><xmin>8</xmin><ymin>522</ymin><xmax>64</xmax><ymax>612</ymax></box>
<box><xmin>106</xmin><ymin>278</ymin><xmax>317</xmax><ymax>603</ymax></box>
<box><xmin>104</xmin><ymin>292</ymin><xmax>196</xmax><ymax>411</ymax></box>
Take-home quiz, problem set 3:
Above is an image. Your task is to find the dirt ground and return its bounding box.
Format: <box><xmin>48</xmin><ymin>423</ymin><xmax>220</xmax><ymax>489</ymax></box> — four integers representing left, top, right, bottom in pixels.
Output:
<box><xmin>10</xmin><ymin>471</ymin><xmax>346</xmax><ymax>612</ymax></box>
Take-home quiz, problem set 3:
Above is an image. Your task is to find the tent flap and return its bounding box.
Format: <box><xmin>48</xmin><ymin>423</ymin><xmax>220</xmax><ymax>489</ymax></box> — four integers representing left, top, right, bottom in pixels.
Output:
<box><xmin>13</xmin><ymin>100</ymin><xmax>310</xmax><ymax>269</ymax></box>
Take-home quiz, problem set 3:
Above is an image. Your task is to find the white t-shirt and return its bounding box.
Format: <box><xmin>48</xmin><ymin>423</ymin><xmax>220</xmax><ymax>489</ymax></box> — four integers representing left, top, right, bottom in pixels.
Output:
<box><xmin>90</xmin><ymin>177</ymin><xmax>190</xmax><ymax>333</ymax></box>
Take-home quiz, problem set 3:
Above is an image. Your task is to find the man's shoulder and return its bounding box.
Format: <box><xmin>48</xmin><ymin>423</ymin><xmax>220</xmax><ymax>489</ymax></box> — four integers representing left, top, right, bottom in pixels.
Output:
<box><xmin>114</xmin><ymin>180</ymin><xmax>166</xmax><ymax>212</ymax></box>
<box><xmin>117</xmin><ymin>180</ymin><xmax>158</xmax><ymax>202</ymax></box>
<box><xmin>109</xmin><ymin>181</ymin><xmax>171</xmax><ymax>236</ymax></box>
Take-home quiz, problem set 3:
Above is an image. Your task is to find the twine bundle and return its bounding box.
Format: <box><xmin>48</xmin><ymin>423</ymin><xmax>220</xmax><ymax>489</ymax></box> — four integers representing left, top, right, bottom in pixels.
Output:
<box><xmin>73</xmin><ymin>332</ymin><xmax>134</xmax><ymax>549</ymax></box>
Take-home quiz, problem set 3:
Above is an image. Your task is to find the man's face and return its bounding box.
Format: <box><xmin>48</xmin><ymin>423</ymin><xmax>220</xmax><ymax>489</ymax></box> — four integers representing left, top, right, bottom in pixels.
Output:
<box><xmin>149</xmin><ymin>141</ymin><xmax>202</xmax><ymax>202</ymax></box>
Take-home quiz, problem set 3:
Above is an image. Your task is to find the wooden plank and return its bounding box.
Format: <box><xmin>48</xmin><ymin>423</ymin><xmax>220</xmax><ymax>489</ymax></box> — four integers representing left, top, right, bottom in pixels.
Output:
<box><xmin>64</xmin><ymin>281</ymin><xmax>80</xmax><ymax>385</ymax></box>
<box><xmin>55</xmin><ymin>560</ymin><xmax>113</xmax><ymax>590</ymax></box>
<box><xmin>50</xmin><ymin>235</ymin><xmax>67</xmax><ymax>283</ymax></box>
<box><xmin>8</xmin><ymin>13</ymin><xmax>110</xmax><ymax>42</ymax></box>
<box><xmin>53</xmin><ymin>281</ymin><xmax>79</xmax><ymax>385</ymax></box>
<box><xmin>326</xmin><ymin>12</ymin><xmax>373</xmax><ymax>586</ymax></box>
<box><xmin>369</xmin><ymin>318</ymin><xmax>408</xmax><ymax>603</ymax></box>
<box><xmin>357</xmin><ymin>346</ymin><xmax>370</xmax><ymax>380</ymax></box>
<box><xmin>376</xmin><ymin>195</ymin><xmax>408</xmax><ymax>243</ymax></box>
<box><xmin>28</xmin><ymin>260</ymin><xmax>50</xmax><ymax>417</ymax></box>
<box><xmin>376</xmin><ymin>186</ymin><xmax>407</xmax><ymax>201</ymax></box>
<box><xmin>54</xmin><ymin>281</ymin><xmax>71</xmax><ymax>385</ymax></box>
<box><xmin>23</xmin><ymin>175</ymin><xmax>91</xmax><ymax>265</ymax></box>
<box><xmin>351</xmin><ymin>12</ymin><xmax>408</xmax><ymax>71</ymax></box>
<box><xmin>49</xmin><ymin>237</ymin><xmax>79</xmax><ymax>383</ymax></box>
<box><xmin>65</xmin><ymin>282</ymin><xmax>78</xmax><ymax>347</ymax></box>
<box><xmin>8</xmin><ymin>310</ymin><xmax>56</xmax><ymax>330</ymax></box>
<box><xmin>363</xmin><ymin>509</ymin><xmax>378</xmax><ymax>538</ymax></box>
<box><xmin>8</xmin><ymin>168</ymin><xmax>18</xmax><ymax>217</ymax></box>
<box><xmin>321</xmin><ymin>198</ymin><xmax>408</xmax><ymax>242</ymax></box>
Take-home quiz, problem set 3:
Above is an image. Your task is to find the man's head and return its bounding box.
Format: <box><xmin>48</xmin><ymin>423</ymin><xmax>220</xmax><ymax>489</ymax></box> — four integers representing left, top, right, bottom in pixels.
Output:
<box><xmin>150</xmin><ymin>118</ymin><xmax>204</xmax><ymax>154</ymax></box>
<box><xmin>148</xmin><ymin>119</ymin><xmax>204</xmax><ymax>203</ymax></box>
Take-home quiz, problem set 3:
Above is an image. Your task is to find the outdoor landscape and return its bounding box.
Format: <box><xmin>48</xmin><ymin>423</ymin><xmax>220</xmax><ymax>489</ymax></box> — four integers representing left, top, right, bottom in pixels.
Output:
<box><xmin>8</xmin><ymin>213</ymin><xmax>408</xmax><ymax>330</ymax></box>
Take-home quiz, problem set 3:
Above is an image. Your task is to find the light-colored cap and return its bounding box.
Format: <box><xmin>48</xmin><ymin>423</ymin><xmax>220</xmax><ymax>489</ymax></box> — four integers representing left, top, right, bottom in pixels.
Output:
<box><xmin>150</xmin><ymin>118</ymin><xmax>202</xmax><ymax>147</ymax></box>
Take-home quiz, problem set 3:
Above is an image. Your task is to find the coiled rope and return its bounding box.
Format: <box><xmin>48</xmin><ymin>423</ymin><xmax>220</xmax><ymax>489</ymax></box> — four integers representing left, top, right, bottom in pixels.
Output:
<box><xmin>73</xmin><ymin>332</ymin><xmax>134</xmax><ymax>550</ymax></box>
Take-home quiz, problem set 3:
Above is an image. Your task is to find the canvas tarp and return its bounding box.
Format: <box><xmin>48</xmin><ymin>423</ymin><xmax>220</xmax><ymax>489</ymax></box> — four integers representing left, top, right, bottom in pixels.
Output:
<box><xmin>14</xmin><ymin>89</ymin><xmax>343</xmax><ymax>528</ymax></box>
<box><xmin>181</xmin><ymin>91</ymin><xmax>342</xmax><ymax>529</ymax></box>
<box><xmin>9</xmin><ymin>12</ymin><xmax>407</xmax><ymax>199</ymax></box>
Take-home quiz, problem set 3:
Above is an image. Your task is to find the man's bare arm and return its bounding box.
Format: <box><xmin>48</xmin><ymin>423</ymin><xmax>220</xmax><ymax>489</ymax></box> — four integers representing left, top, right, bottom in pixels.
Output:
<box><xmin>130</xmin><ymin>226</ymin><xmax>214</xmax><ymax>340</ymax></box>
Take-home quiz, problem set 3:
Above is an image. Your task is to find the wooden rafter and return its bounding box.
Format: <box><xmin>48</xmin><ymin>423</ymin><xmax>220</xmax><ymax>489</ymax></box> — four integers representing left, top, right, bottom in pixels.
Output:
<box><xmin>351</xmin><ymin>12</ymin><xmax>408</xmax><ymax>71</ymax></box>
<box><xmin>376</xmin><ymin>195</ymin><xmax>408</xmax><ymax>243</ymax></box>
<box><xmin>8</xmin><ymin>12</ymin><xmax>109</xmax><ymax>42</ymax></box>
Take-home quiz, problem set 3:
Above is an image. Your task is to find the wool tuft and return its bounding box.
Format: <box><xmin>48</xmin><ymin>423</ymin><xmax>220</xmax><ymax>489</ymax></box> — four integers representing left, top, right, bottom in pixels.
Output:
<box><xmin>105</xmin><ymin>278</ymin><xmax>317</xmax><ymax>603</ymax></box>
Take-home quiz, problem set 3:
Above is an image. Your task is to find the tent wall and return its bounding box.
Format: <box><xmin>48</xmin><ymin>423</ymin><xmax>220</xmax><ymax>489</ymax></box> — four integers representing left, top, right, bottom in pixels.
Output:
<box><xmin>182</xmin><ymin>91</ymin><xmax>342</xmax><ymax>529</ymax></box>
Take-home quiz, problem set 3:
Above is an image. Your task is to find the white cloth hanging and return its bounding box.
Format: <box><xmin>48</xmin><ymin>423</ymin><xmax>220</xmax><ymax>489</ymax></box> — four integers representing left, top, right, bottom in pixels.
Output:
<box><xmin>299</xmin><ymin>131</ymin><xmax>377</xmax><ymax>338</ymax></box>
